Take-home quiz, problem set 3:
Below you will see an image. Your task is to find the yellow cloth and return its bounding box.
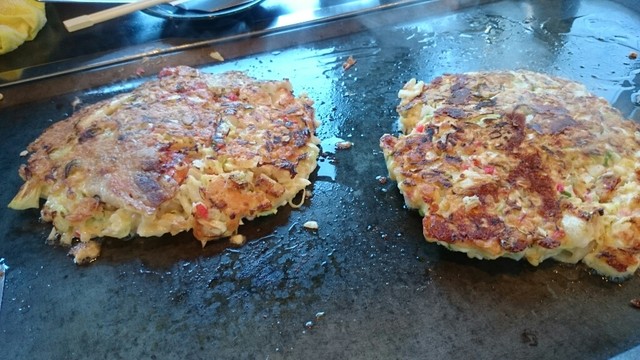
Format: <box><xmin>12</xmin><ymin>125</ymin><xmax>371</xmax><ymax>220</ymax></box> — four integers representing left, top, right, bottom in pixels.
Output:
<box><xmin>0</xmin><ymin>0</ymin><xmax>47</xmax><ymax>55</ymax></box>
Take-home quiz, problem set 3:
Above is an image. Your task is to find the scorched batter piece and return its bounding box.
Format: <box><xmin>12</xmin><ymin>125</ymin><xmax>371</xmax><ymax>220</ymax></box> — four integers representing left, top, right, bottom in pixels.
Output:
<box><xmin>380</xmin><ymin>70</ymin><xmax>640</xmax><ymax>279</ymax></box>
<box><xmin>9</xmin><ymin>66</ymin><xmax>320</xmax><ymax>263</ymax></box>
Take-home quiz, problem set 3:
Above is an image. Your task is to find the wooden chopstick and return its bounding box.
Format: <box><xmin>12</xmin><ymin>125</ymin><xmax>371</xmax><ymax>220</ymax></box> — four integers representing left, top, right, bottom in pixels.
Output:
<box><xmin>63</xmin><ymin>0</ymin><xmax>173</xmax><ymax>32</ymax></box>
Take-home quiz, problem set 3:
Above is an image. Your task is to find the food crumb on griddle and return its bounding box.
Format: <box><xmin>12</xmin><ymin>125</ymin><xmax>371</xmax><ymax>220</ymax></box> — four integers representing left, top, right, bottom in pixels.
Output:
<box><xmin>335</xmin><ymin>140</ymin><xmax>353</xmax><ymax>150</ymax></box>
<box><xmin>19</xmin><ymin>150</ymin><xmax>28</xmax><ymax>157</ymax></box>
<box><xmin>376</xmin><ymin>175</ymin><xmax>388</xmax><ymax>184</ymax></box>
<box><xmin>303</xmin><ymin>221</ymin><xmax>319</xmax><ymax>230</ymax></box>
<box><xmin>209</xmin><ymin>51</ymin><xmax>224</xmax><ymax>62</ymax></box>
<box><xmin>342</xmin><ymin>56</ymin><xmax>356</xmax><ymax>71</ymax></box>
<box><xmin>68</xmin><ymin>241</ymin><xmax>101</xmax><ymax>265</ymax></box>
<box><xmin>629</xmin><ymin>51</ymin><xmax>638</xmax><ymax>60</ymax></box>
<box><xmin>630</xmin><ymin>298</ymin><xmax>640</xmax><ymax>309</ymax></box>
<box><xmin>304</xmin><ymin>320</ymin><xmax>314</xmax><ymax>329</ymax></box>
<box><xmin>71</xmin><ymin>96</ymin><xmax>82</xmax><ymax>109</ymax></box>
<box><xmin>229</xmin><ymin>234</ymin><xmax>247</xmax><ymax>246</ymax></box>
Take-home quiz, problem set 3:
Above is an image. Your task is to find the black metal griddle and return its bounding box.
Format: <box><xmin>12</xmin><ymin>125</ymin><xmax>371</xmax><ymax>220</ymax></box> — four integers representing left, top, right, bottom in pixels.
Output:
<box><xmin>1</xmin><ymin>0</ymin><xmax>640</xmax><ymax>359</ymax></box>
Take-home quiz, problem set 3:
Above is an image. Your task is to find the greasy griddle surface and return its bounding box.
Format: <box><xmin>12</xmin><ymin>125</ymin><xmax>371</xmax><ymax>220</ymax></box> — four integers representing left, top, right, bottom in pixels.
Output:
<box><xmin>1</xmin><ymin>1</ymin><xmax>640</xmax><ymax>359</ymax></box>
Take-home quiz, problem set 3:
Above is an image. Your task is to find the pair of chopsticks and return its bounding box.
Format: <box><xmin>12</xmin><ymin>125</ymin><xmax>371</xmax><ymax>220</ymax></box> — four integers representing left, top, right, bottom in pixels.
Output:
<box><xmin>63</xmin><ymin>0</ymin><xmax>188</xmax><ymax>32</ymax></box>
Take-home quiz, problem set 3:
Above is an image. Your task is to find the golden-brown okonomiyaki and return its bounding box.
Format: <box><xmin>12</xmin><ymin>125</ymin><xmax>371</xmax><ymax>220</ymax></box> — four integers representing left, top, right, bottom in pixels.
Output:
<box><xmin>380</xmin><ymin>70</ymin><xmax>640</xmax><ymax>279</ymax></box>
<box><xmin>9</xmin><ymin>66</ymin><xmax>320</xmax><ymax>262</ymax></box>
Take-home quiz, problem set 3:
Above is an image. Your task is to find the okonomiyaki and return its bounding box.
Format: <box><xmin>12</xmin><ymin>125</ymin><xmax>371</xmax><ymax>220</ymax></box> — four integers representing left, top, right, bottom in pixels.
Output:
<box><xmin>9</xmin><ymin>66</ymin><xmax>320</xmax><ymax>262</ymax></box>
<box><xmin>380</xmin><ymin>70</ymin><xmax>640</xmax><ymax>279</ymax></box>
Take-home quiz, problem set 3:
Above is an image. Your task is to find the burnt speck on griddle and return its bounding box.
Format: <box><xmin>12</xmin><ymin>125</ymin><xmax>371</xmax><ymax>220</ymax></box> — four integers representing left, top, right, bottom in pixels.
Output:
<box><xmin>521</xmin><ymin>329</ymin><xmax>539</xmax><ymax>346</ymax></box>
<box><xmin>423</xmin><ymin>267</ymin><xmax>432</xmax><ymax>281</ymax></box>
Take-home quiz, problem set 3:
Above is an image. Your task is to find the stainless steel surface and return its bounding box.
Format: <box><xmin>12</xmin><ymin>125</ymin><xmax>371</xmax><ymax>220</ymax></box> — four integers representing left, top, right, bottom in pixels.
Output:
<box><xmin>143</xmin><ymin>0</ymin><xmax>263</xmax><ymax>19</ymax></box>
<box><xmin>38</xmin><ymin>0</ymin><xmax>139</xmax><ymax>2</ymax></box>
<box><xmin>40</xmin><ymin>0</ymin><xmax>260</xmax><ymax>11</ymax></box>
<box><xmin>60</xmin><ymin>0</ymin><xmax>260</xmax><ymax>32</ymax></box>
<box><xmin>174</xmin><ymin>0</ymin><xmax>255</xmax><ymax>12</ymax></box>
<box><xmin>1</xmin><ymin>0</ymin><xmax>429</xmax><ymax>92</ymax></box>
<box><xmin>1</xmin><ymin>0</ymin><xmax>640</xmax><ymax>359</ymax></box>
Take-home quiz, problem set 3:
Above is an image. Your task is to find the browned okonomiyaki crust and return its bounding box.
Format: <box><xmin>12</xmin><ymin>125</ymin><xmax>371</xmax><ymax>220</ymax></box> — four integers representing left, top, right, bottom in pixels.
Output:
<box><xmin>380</xmin><ymin>70</ymin><xmax>640</xmax><ymax>279</ymax></box>
<box><xmin>10</xmin><ymin>66</ymin><xmax>320</xmax><ymax>261</ymax></box>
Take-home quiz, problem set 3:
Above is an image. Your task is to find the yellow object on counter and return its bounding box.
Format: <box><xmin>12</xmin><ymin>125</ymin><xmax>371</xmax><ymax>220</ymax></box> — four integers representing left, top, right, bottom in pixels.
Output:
<box><xmin>0</xmin><ymin>0</ymin><xmax>47</xmax><ymax>55</ymax></box>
